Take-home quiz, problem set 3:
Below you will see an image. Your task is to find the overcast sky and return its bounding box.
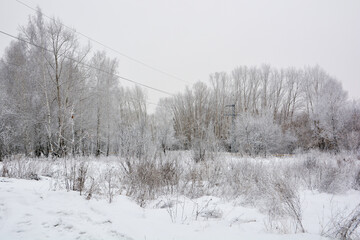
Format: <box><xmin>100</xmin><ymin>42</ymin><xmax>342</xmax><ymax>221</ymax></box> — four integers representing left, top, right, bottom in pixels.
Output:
<box><xmin>1</xmin><ymin>0</ymin><xmax>359</xmax><ymax>111</ymax></box>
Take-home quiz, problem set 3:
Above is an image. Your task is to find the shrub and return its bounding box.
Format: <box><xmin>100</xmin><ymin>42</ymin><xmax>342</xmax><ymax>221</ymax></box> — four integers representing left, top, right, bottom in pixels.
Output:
<box><xmin>1</xmin><ymin>157</ymin><xmax>41</xmax><ymax>180</ymax></box>
<box><xmin>121</xmin><ymin>155</ymin><xmax>180</xmax><ymax>206</ymax></box>
<box><xmin>323</xmin><ymin>204</ymin><xmax>360</xmax><ymax>240</ymax></box>
<box><xmin>63</xmin><ymin>159</ymin><xmax>89</xmax><ymax>195</ymax></box>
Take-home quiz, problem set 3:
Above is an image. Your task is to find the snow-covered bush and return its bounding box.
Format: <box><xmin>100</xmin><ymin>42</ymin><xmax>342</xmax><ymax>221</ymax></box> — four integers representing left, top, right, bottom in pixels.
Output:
<box><xmin>264</xmin><ymin>176</ymin><xmax>305</xmax><ymax>233</ymax></box>
<box><xmin>102</xmin><ymin>165</ymin><xmax>118</xmax><ymax>203</ymax></box>
<box><xmin>181</xmin><ymin>157</ymin><xmax>227</xmax><ymax>199</ymax></box>
<box><xmin>1</xmin><ymin>156</ymin><xmax>49</xmax><ymax>180</ymax></box>
<box><xmin>323</xmin><ymin>203</ymin><xmax>360</xmax><ymax>240</ymax></box>
<box><xmin>121</xmin><ymin>155</ymin><xmax>181</xmax><ymax>206</ymax></box>
<box><xmin>294</xmin><ymin>151</ymin><xmax>360</xmax><ymax>194</ymax></box>
<box><xmin>223</xmin><ymin>160</ymin><xmax>269</xmax><ymax>201</ymax></box>
<box><xmin>63</xmin><ymin>159</ymin><xmax>89</xmax><ymax>194</ymax></box>
<box><xmin>234</xmin><ymin>111</ymin><xmax>296</xmax><ymax>157</ymax></box>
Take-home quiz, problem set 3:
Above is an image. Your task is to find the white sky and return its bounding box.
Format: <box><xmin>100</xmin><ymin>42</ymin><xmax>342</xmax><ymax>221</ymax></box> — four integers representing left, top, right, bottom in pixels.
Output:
<box><xmin>1</xmin><ymin>0</ymin><xmax>359</xmax><ymax>111</ymax></box>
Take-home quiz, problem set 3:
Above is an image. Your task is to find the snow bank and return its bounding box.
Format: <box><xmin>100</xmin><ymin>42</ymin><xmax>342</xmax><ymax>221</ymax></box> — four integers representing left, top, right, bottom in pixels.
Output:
<box><xmin>1</xmin><ymin>176</ymin><xmax>358</xmax><ymax>240</ymax></box>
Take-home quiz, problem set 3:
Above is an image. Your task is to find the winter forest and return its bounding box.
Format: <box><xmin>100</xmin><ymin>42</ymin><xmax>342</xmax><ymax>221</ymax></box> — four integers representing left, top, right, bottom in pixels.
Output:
<box><xmin>1</xmin><ymin>10</ymin><xmax>359</xmax><ymax>159</ymax></box>
<box><xmin>1</xmin><ymin>7</ymin><xmax>360</xmax><ymax>240</ymax></box>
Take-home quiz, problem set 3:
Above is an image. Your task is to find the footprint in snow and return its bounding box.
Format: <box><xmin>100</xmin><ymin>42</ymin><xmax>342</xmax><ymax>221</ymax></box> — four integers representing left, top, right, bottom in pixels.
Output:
<box><xmin>17</xmin><ymin>219</ymin><xmax>31</xmax><ymax>225</ymax></box>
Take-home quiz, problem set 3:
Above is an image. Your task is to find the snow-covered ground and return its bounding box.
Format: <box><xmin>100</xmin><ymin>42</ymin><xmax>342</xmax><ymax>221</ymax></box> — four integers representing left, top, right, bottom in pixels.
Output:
<box><xmin>1</xmin><ymin>175</ymin><xmax>359</xmax><ymax>240</ymax></box>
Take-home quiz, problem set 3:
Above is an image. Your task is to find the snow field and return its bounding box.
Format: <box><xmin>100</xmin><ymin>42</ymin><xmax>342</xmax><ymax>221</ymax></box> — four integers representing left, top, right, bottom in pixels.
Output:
<box><xmin>0</xmin><ymin>151</ymin><xmax>359</xmax><ymax>239</ymax></box>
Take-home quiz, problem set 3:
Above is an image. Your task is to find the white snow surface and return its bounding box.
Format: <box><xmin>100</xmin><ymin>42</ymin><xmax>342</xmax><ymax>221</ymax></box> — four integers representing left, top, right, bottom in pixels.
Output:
<box><xmin>1</xmin><ymin>175</ymin><xmax>359</xmax><ymax>240</ymax></box>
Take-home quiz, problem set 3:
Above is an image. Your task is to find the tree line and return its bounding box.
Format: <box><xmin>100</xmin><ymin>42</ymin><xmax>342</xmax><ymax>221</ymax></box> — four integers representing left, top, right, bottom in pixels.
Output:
<box><xmin>0</xmin><ymin>10</ymin><xmax>359</xmax><ymax>160</ymax></box>
<box><xmin>167</xmin><ymin>65</ymin><xmax>360</xmax><ymax>157</ymax></box>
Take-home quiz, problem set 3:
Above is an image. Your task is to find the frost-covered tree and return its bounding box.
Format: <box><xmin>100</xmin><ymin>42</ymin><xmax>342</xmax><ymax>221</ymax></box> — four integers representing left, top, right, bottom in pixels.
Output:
<box><xmin>0</xmin><ymin>39</ymin><xmax>44</xmax><ymax>156</ymax></box>
<box><xmin>153</xmin><ymin>99</ymin><xmax>176</xmax><ymax>154</ymax></box>
<box><xmin>0</xmin><ymin>9</ymin><xmax>356</xmax><ymax>158</ymax></box>
<box><xmin>311</xmin><ymin>78</ymin><xmax>348</xmax><ymax>151</ymax></box>
<box><xmin>88</xmin><ymin>51</ymin><xmax>118</xmax><ymax>156</ymax></box>
<box><xmin>235</xmin><ymin>111</ymin><xmax>295</xmax><ymax>156</ymax></box>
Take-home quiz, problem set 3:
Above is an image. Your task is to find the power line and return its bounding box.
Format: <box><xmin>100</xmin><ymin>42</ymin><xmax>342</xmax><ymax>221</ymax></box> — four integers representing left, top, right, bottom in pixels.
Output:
<box><xmin>0</xmin><ymin>46</ymin><xmax>170</xmax><ymax>111</ymax></box>
<box><xmin>15</xmin><ymin>0</ymin><xmax>191</xmax><ymax>85</ymax></box>
<box><xmin>0</xmin><ymin>30</ymin><xmax>174</xmax><ymax>97</ymax></box>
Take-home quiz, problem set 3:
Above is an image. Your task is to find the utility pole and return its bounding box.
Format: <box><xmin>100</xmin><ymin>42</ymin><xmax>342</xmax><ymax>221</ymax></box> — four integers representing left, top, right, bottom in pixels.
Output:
<box><xmin>225</xmin><ymin>104</ymin><xmax>236</xmax><ymax>153</ymax></box>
